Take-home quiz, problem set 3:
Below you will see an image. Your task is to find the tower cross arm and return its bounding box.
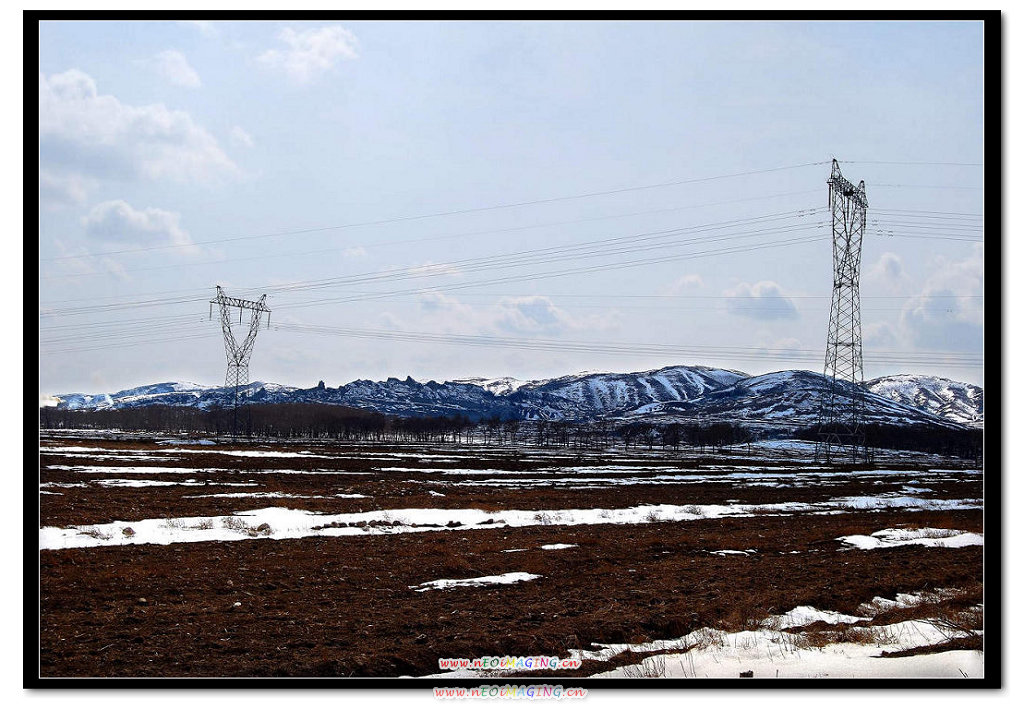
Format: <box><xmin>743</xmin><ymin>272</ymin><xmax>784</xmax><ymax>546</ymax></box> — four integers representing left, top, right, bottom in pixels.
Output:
<box><xmin>828</xmin><ymin>159</ymin><xmax>869</xmax><ymax>208</ymax></box>
<box><xmin>210</xmin><ymin>287</ymin><xmax>271</xmax><ymax>313</ymax></box>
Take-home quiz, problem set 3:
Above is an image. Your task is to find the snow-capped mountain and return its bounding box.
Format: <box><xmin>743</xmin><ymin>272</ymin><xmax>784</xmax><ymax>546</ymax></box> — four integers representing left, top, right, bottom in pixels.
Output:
<box><xmin>451</xmin><ymin>376</ymin><xmax>531</xmax><ymax>397</ymax></box>
<box><xmin>510</xmin><ymin>365</ymin><xmax>747</xmax><ymax>420</ymax></box>
<box><xmin>51</xmin><ymin>381</ymin><xmax>294</xmax><ymax>412</ymax></box>
<box><xmin>866</xmin><ymin>375</ymin><xmax>984</xmax><ymax>427</ymax></box>
<box><xmin>292</xmin><ymin>376</ymin><xmax>522</xmax><ymax>419</ymax></box>
<box><xmin>46</xmin><ymin>366</ymin><xmax>983</xmax><ymax>430</ymax></box>
<box><xmin>620</xmin><ymin>370</ymin><xmax>958</xmax><ymax>430</ymax></box>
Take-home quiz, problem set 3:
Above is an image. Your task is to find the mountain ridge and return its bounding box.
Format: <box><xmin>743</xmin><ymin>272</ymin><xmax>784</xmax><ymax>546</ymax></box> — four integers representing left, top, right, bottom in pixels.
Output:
<box><xmin>46</xmin><ymin>365</ymin><xmax>983</xmax><ymax>430</ymax></box>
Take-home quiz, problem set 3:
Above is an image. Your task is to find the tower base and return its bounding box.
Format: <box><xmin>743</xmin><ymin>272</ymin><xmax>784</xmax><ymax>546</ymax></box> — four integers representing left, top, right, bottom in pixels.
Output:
<box><xmin>814</xmin><ymin>432</ymin><xmax>873</xmax><ymax>465</ymax></box>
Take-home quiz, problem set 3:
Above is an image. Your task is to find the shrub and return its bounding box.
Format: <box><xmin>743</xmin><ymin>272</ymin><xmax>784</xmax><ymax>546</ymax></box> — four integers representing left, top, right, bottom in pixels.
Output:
<box><xmin>222</xmin><ymin>517</ymin><xmax>251</xmax><ymax>532</ymax></box>
<box><xmin>80</xmin><ymin>526</ymin><xmax>113</xmax><ymax>540</ymax></box>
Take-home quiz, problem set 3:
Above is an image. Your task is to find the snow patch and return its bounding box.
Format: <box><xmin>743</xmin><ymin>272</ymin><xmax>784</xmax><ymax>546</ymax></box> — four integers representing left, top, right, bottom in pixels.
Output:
<box><xmin>410</xmin><ymin>572</ymin><xmax>541</xmax><ymax>592</ymax></box>
<box><xmin>838</xmin><ymin>528</ymin><xmax>983</xmax><ymax>550</ymax></box>
<box><xmin>779</xmin><ymin>606</ymin><xmax>869</xmax><ymax>627</ymax></box>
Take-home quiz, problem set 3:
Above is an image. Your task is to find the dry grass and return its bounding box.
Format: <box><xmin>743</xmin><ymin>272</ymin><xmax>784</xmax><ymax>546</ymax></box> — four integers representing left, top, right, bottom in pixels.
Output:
<box><xmin>79</xmin><ymin>526</ymin><xmax>113</xmax><ymax>540</ymax></box>
<box><xmin>621</xmin><ymin>653</ymin><xmax>666</xmax><ymax>678</ymax></box>
<box><xmin>930</xmin><ymin>606</ymin><xmax>984</xmax><ymax>639</ymax></box>
<box><xmin>220</xmin><ymin>517</ymin><xmax>273</xmax><ymax>537</ymax></box>
<box><xmin>685</xmin><ymin>626</ymin><xmax>726</xmax><ymax>651</ymax></box>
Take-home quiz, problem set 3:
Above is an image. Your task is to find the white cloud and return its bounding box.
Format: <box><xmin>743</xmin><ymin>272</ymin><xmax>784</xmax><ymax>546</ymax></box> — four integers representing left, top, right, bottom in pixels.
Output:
<box><xmin>47</xmin><ymin>236</ymin><xmax>130</xmax><ymax>280</ymax></box>
<box><xmin>99</xmin><ymin>256</ymin><xmax>130</xmax><ymax>280</ymax></box>
<box><xmin>723</xmin><ymin>281</ymin><xmax>798</xmax><ymax>320</ymax></box>
<box><xmin>864</xmin><ymin>252</ymin><xmax>907</xmax><ymax>294</ymax></box>
<box><xmin>660</xmin><ymin>273</ymin><xmax>704</xmax><ymax>295</ymax></box>
<box><xmin>81</xmin><ymin>200</ymin><xmax>195</xmax><ymax>253</ymax></box>
<box><xmin>154</xmin><ymin>50</ymin><xmax>202</xmax><ymax>88</ymax></box>
<box><xmin>901</xmin><ymin>290</ymin><xmax>982</xmax><ymax>350</ymax></box>
<box><xmin>864</xmin><ymin>321</ymin><xmax>899</xmax><ymax>348</ymax></box>
<box><xmin>899</xmin><ymin>244</ymin><xmax>983</xmax><ymax>351</ymax></box>
<box><xmin>494</xmin><ymin>295</ymin><xmax>618</xmax><ymax>336</ymax></box>
<box><xmin>39</xmin><ymin>169</ymin><xmax>94</xmax><ymax>209</ymax></box>
<box><xmin>495</xmin><ymin>296</ymin><xmax>573</xmax><ymax>335</ymax></box>
<box><xmin>869</xmin><ymin>252</ymin><xmax>905</xmax><ymax>281</ymax></box>
<box><xmin>416</xmin><ymin>290</ymin><xmax>476</xmax><ymax>320</ymax></box>
<box><xmin>39</xmin><ymin>69</ymin><xmax>237</xmax><ymax>184</ymax></box>
<box><xmin>407</xmin><ymin>291</ymin><xmax>616</xmax><ymax>338</ymax></box>
<box><xmin>257</xmin><ymin>25</ymin><xmax>359</xmax><ymax>84</ymax></box>
<box><xmin>229</xmin><ymin>125</ymin><xmax>254</xmax><ymax>148</ymax></box>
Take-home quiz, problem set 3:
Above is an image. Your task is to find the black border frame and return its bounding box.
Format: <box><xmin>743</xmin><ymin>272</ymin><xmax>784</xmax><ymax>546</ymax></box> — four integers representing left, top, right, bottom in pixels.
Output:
<box><xmin>25</xmin><ymin>9</ymin><xmax>1003</xmax><ymax>690</ymax></box>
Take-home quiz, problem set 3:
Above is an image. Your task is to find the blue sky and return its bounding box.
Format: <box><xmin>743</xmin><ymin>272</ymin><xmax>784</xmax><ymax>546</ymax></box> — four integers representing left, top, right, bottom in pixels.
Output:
<box><xmin>37</xmin><ymin>19</ymin><xmax>986</xmax><ymax>394</ymax></box>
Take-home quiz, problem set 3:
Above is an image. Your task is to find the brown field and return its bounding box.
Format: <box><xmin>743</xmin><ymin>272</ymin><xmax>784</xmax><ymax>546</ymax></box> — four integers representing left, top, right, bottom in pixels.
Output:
<box><xmin>36</xmin><ymin>433</ymin><xmax>985</xmax><ymax>678</ymax></box>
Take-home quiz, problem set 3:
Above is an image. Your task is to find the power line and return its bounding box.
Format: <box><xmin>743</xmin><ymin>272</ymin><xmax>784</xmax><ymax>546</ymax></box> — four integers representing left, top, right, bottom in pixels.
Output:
<box><xmin>883</xmin><ymin>233</ymin><xmax>983</xmax><ymax>243</ymax></box>
<box><xmin>39</xmin><ymin>209</ymin><xmax>825</xmax><ymax>317</ymax></box>
<box><xmin>872</xmin><ymin>208</ymin><xmax>983</xmax><ymax>218</ymax></box>
<box><xmin>40</xmin><ymin>317</ymin><xmax>984</xmax><ymax>368</ymax></box>
<box><xmin>871</xmin><ymin>183</ymin><xmax>984</xmax><ymax>190</ymax></box>
<box><xmin>268</xmin><ymin>212</ymin><xmax>824</xmax><ymax>297</ymax></box>
<box><xmin>839</xmin><ymin>160</ymin><xmax>983</xmax><ymax>167</ymax></box>
<box><xmin>39</xmin><ymin>331</ymin><xmax>218</xmax><ymax>355</ymax></box>
<box><xmin>273</xmin><ymin>322</ymin><xmax>984</xmax><ymax>368</ymax></box>
<box><xmin>41</xmin><ymin>298</ymin><xmax>987</xmax><ymax>348</ymax></box>
<box><xmin>872</xmin><ymin>220</ymin><xmax>983</xmax><ymax>231</ymax></box>
<box><xmin>40</xmin><ymin>188</ymin><xmax>824</xmax><ymax>281</ymax></box>
<box><xmin>276</xmin><ymin>232</ymin><xmax>830</xmax><ymax>311</ymax></box>
<box><xmin>37</xmin><ymin>292</ymin><xmax>985</xmax><ymax>347</ymax></box>
<box><xmin>40</xmin><ymin>161</ymin><xmax>829</xmax><ymax>262</ymax></box>
<box><xmin>39</xmin><ymin>218</ymin><xmax>982</xmax><ymax>322</ymax></box>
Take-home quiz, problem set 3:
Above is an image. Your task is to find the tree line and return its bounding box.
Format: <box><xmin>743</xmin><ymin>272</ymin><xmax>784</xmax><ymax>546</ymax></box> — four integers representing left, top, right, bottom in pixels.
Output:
<box><xmin>40</xmin><ymin>403</ymin><xmax>757</xmax><ymax>449</ymax></box>
<box><xmin>39</xmin><ymin>403</ymin><xmax>981</xmax><ymax>459</ymax></box>
<box><xmin>794</xmin><ymin>423</ymin><xmax>984</xmax><ymax>461</ymax></box>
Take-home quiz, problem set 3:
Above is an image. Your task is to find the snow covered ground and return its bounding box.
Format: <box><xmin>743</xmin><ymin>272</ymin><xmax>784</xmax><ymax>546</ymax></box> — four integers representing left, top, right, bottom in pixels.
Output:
<box><xmin>44</xmin><ymin>464</ymin><xmax>374</xmax><ymax>476</ymax></box>
<box><xmin>38</xmin><ymin>498</ymin><xmax>983</xmax><ymax>550</ymax></box>
<box><xmin>427</xmin><ymin>601</ymin><xmax>982</xmax><ymax>679</ymax></box>
<box><xmin>591</xmin><ymin>630</ymin><xmax>982</xmax><ymax>679</ymax></box>
<box><xmin>587</xmin><ymin>599</ymin><xmax>983</xmax><ymax>679</ymax></box>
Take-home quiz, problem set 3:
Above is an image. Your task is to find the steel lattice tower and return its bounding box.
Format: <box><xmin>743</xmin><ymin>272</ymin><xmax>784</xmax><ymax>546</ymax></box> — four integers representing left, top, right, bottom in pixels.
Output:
<box><xmin>815</xmin><ymin>160</ymin><xmax>870</xmax><ymax>463</ymax></box>
<box><xmin>209</xmin><ymin>286</ymin><xmax>271</xmax><ymax>412</ymax></box>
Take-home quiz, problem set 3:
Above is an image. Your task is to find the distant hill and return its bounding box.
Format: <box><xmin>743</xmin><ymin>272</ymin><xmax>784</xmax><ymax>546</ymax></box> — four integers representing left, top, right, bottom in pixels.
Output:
<box><xmin>865</xmin><ymin>374</ymin><xmax>983</xmax><ymax>427</ymax></box>
<box><xmin>47</xmin><ymin>365</ymin><xmax>982</xmax><ymax>430</ymax></box>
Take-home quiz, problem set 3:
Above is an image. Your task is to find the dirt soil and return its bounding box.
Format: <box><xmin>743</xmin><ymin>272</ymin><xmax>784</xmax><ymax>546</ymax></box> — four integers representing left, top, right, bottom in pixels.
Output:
<box><xmin>37</xmin><ymin>435</ymin><xmax>984</xmax><ymax>678</ymax></box>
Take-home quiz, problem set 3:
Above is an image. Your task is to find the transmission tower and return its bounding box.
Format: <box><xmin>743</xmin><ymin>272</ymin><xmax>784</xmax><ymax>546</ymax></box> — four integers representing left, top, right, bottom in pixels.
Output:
<box><xmin>209</xmin><ymin>286</ymin><xmax>271</xmax><ymax>419</ymax></box>
<box><xmin>815</xmin><ymin>159</ymin><xmax>870</xmax><ymax>464</ymax></box>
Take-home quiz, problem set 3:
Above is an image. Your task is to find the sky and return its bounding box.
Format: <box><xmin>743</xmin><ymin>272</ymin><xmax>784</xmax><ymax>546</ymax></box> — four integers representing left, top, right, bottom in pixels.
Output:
<box><xmin>36</xmin><ymin>19</ymin><xmax>987</xmax><ymax>396</ymax></box>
